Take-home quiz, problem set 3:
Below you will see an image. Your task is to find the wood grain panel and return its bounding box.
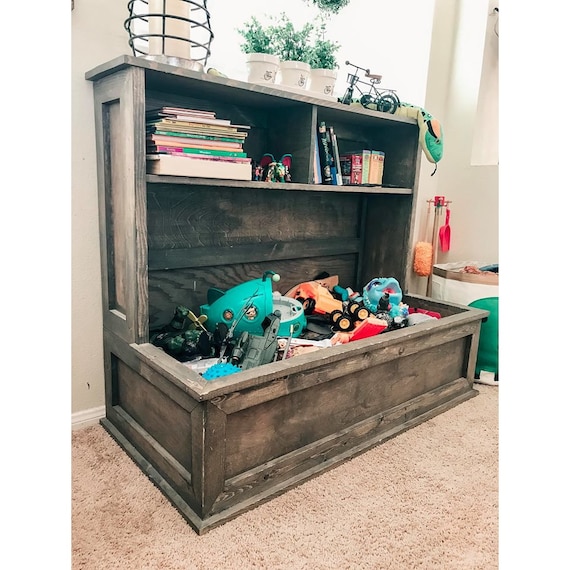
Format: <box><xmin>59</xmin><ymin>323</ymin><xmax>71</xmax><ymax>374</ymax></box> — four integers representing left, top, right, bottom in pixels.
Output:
<box><xmin>116</xmin><ymin>358</ymin><xmax>194</xmax><ymax>473</ymax></box>
<box><xmin>223</xmin><ymin>336</ymin><xmax>466</xmax><ymax>477</ymax></box>
<box><xmin>148</xmin><ymin>255</ymin><xmax>358</xmax><ymax>330</ymax></box>
<box><xmin>360</xmin><ymin>193</ymin><xmax>414</xmax><ymax>290</ymax></box>
<box><xmin>146</xmin><ymin>185</ymin><xmax>362</xmax><ymax>249</ymax></box>
<box><xmin>213</xmin><ymin>378</ymin><xmax>474</xmax><ymax>514</ymax></box>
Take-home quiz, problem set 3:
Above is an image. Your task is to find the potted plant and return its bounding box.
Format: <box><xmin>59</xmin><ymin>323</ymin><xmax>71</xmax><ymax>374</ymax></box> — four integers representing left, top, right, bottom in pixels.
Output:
<box><xmin>270</xmin><ymin>13</ymin><xmax>314</xmax><ymax>90</ymax></box>
<box><xmin>237</xmin><ymin>16</ymin><xmax>280</xmax><ymax>85</ymax></box>
<box><xmin>308</xmin><ymin>31</ymin><xmax>341</xmax><ymax>97</ymax></box>
<box><xmin>305</xmin><ymin>0</ymin><xmax>352</xmax><ymax>13</ymax></box>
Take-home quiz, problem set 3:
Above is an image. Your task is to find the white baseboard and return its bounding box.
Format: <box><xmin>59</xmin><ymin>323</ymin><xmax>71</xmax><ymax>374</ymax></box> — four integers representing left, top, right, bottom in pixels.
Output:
<box><xmin>72</xmin><ymin>405</ymin><xmax>106</xmax><ymax>431</ymax></box>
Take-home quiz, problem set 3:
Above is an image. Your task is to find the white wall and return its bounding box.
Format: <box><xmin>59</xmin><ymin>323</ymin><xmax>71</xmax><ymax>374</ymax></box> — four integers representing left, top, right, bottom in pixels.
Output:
<box><xmin>208</xmin><ymin>0</ymin><xmax>435</xmax><ymax>105</ymax></box>
<box><xmin>408</xmin><ymin>0</ymin><xmax>499</xmax><ymax>296</ymax></box>
<box><xmin>72</xmin><ymin>1</ymin><xmax>131</xmax><ymax>414</ymax></box>
<box><xmin>71</xmin><ymin>0</ymin><xmax>497</xmax><ymax>416</ymax></box>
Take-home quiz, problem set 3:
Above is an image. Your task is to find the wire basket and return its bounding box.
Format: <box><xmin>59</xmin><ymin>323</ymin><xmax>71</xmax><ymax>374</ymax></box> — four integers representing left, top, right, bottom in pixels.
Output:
<box><xmin>124</xmin><ymin>0</ymin><xmax>214</xmax><ymax>70</ymax></box>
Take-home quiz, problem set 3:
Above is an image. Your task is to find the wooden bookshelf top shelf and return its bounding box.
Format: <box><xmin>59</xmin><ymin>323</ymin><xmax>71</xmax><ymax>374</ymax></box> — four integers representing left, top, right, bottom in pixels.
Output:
<box><xmin>86</xmin><ymin>55</ymin><xmax>417</xmax><ymax>128</ymax></box>
<box><xmin>146</xmin><ymin>175</ymin><xmax>413</xmax><ymax>195</ymax></box>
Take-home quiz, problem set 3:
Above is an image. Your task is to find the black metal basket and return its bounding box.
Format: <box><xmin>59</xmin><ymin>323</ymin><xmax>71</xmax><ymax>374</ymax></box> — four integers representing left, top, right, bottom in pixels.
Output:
<box><xmin>124</xmin><ymin>0</ymin><xmax>214</xmax><ymax>69</ymax></box>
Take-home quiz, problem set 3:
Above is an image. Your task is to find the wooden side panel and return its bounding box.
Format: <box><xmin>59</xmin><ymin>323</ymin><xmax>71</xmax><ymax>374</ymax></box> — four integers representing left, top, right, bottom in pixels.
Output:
<box><xmin>92</xmin><ymin>67</ymin><xmax>148</xmax><ymax>343</ymax></box>
<box><xmin>115</xmin><ymin>358</ymin><xmax>194</xmax><ymax>472</ymax></box>
<box><xmin>103</xmin><ymin>347</ymin><xmax>202</xmax><ymax>512</ymax></box>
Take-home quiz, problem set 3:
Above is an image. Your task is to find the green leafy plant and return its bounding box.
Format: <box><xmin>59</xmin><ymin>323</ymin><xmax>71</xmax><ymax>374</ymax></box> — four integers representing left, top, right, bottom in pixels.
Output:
<box><xmin>237</xmin><ymin>16</ymin><xmax>277</xmax><ymax>54</ymax></box>
<box><xmin>304</xmin><ymin>0</ymin><xmax>351</xmax><ymax>14</ymax></box>
<box><xmin>308</xmin><ymin>37</ymin><xmax>340</xmax><ymax>69</ymax></box>
<box><xmin>270</xmin><ymin>13</ymin><xmax>314</xmax><ymax>63</ymax></box>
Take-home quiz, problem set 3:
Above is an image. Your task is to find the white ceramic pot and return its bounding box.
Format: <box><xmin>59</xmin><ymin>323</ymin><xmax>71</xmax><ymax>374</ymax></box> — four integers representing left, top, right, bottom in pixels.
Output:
<box><xmin>245</xmin><ymin>53</ymin><xmax>280</xmax><ymax>84</ymax></box>
<box><xmin>309</xmin><ymin>68</ymin><xmax>338</xmax><ymax>97</ymax></box>
<box><xmin>278</xmin><ymin>60</ymin><xmax>311</xmax><ymax>90</ymax></box>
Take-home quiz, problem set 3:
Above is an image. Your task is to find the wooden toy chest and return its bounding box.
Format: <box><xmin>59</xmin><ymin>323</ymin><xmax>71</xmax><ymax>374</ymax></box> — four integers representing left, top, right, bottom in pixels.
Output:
<box><xmin>87</xmin><ymin>56</ymin><xmax>487</xmax><ymax>534</ymax></box>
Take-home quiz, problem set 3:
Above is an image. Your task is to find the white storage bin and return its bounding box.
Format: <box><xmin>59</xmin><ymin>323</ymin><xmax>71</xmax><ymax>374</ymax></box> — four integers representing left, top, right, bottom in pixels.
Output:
<box><xmin>431</xmin><ymin>261</ymin><xmax>498</xmax><ymax>306</ymax></box>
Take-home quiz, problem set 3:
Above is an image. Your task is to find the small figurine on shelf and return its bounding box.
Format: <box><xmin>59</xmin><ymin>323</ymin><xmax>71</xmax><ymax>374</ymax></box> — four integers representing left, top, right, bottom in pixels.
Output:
<box><xmin>259</xmin><ymin>153</ymin><xmax>293</xmax><ymax>182</ymax></box>
<box><xmin>252</xmin><ymin>161</ymin><xmax>263</xmax><ymax>181</ymax></box>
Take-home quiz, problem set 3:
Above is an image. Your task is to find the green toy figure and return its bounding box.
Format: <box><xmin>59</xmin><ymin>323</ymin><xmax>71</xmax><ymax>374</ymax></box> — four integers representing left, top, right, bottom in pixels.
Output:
<box><xmin>259</xmin><ymin>153</ymin><xmax>292</xmax><ymax>182</ymax></box>
<box><xmin>395</xmin><ymin>103</ymin><xmax>443</xmax><ymax>175</ymax></box>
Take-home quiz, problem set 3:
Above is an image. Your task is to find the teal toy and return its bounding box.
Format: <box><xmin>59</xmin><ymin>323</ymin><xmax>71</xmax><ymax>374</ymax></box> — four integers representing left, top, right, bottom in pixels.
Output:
<box><xmin>468</xmin><ymin>297</ymin><xmax>499</xmax><ymax>380</ymax></box>
<box><xmin>200</xmin><ymin>271</ymin><xmax>306</xmax><ymax>339</ymax></box>
<box><xmin>395</xmin><ymin>103</ymin><xmax>443</xmax><ymax>175</ymax></box>
<box><xmin>202</xmin><ymin>362</ymin><xmax>241</xmax><ymax>380</ymax></box>
<box><xmin>362</xmin><ymin>277</ymin><xmax>403</xmax><ymax>314</ymax></box>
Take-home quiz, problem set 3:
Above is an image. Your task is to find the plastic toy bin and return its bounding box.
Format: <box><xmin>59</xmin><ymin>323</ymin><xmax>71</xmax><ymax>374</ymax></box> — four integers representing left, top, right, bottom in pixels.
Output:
<box><xmin>431</xmin><ymin>262</ymin><xmax>498</xmax><ymax>306</ymax></box>
<box><xmin>431</xmin><ymin>262</ymin><xmax>498</xmax><ymax>378</ymax></box>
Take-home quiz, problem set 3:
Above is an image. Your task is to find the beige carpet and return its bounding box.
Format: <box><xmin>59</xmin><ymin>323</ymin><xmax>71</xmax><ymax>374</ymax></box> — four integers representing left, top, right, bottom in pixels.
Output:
<box><xmin>72</xmin><ymin>385</ymin><xmax>498</xmax><ymax>569</ymax></box>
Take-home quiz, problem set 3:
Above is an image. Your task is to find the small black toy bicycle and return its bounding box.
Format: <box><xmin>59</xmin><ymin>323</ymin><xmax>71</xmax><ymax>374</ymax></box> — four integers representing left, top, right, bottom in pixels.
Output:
<box><xmin>339</xmin><ymin>61</ymin><xmax>400</xmax><ymax>114</ymax></box>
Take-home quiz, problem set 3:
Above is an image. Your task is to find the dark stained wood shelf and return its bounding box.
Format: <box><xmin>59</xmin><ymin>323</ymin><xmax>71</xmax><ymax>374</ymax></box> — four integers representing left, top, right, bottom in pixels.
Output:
<box><xmin>147</xmin><ymin>175</ymin><xmax>413</xmax><ymax>195</ymax></box>
<box><xmin>88</xmin><ymin>56</ymin><xmax>487</xmax><ymax>535</ymax></box>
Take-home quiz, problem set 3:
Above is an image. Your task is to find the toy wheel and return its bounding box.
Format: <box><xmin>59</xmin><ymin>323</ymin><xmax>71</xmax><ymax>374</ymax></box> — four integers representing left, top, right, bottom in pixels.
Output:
<box><xmin>298</xmin><ymin>297</ymin><xmax>316</xmax><ymax>315</ymax></box>
<box><xmin>347</xmin><ymin>301</ymin><xmax>360</xmax><ymax>316</ymax></box>
<box><xmin>377</xmin><ymin>93</ymin><xmax>400</xmax><ymax>114</ymax></box>
<box><xmin>336</xmin><ymin>315</ymin><xmax>354</xmax><ymax>332</ymax></box>
<box><xmin>348</xmin><ymin>303</ymin><xmax>370</xmax><ymax>321</ymax></box>
<box><xmin>359</xmin><ymin>94</ymin><xmax>376</xmax><ymax>110</ymax></box>
<box><xmin>330</xmin><ymin>309</ymin><xmax>344</xmax><ymax>324</ymax></box>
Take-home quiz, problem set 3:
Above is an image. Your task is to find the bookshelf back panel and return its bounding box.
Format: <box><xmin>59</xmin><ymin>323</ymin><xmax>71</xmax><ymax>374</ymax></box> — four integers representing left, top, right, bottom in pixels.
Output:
<box><xmin>148</xmin><ymin>255</ymin><xmax>359</xmax><ymax>330</ymax></box>
<box><xmin>146</xmin><ymin>183</ymin><xmax>366</xmax><ymax>329</ymax></box>
<box><xmin>360</xmin><ymin>194</ymin><xmax>414</xmax><ymax>288</ymax></box>
<box><xmin>146</xmin><ymin>184</ymin><xmax>362</xmax><ymax>249</ymax></box>
<box><xmin>146</xmin><ymin>90</ymin><xmax>314</xmax><ymax>183</ymax></box>
<box><xmin>316</xmin><ymin>109</ymin><xmax>420</xmax><ymax>188</ymax></box>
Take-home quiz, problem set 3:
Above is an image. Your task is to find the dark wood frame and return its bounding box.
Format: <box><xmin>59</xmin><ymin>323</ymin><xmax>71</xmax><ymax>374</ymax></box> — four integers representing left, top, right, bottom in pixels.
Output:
<box><xmin>87</xmin><ymin>56</ymin><xmax>487</xmax><ymax>534</ymax></box>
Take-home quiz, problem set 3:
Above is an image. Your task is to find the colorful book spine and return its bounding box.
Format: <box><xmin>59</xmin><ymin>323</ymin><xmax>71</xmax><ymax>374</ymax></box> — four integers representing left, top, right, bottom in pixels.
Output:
<box><xmin>147</xmin><ymin>118</ymin><xmax>243</xmax><ymax>134</ymax></box>
<box><xmin>148</xmin><ymin>129</ymin><xmax>246</xmax><ymax>144</ymax></box>
<box><xmin>313</xmin><ymin>142</ymin><xmax>322</xmax><ymax>184</ymax></box>
<box><xmin>148</xmin><ymin>145</ymin><xmax>247</xmax><ymax>158</ymax></box>
<box><xmin>147</xmin><ymin>137</ymin><xmax>243</xmax><ymax>150</ymax></box>
<box><xmin>317</xmin><ymin>121</ymin><xmax>333</xmax><ymax>184</ymax></box>
<box><xmin>369</xmin><ymin>150</ymin><xmax>386</xmax><ymax>185</ymax></box>
<box><xmin>361</xmin><ymin>149</ymin><xmax>372</xmax><ymax>184</ymax></box>
<box><xmin>150</xmin><ymin>150</ymin><xmax>251</xmax><ymax>163</ymax></box>
<box><xmin>328</xmin><ymin>126</ymin><xmax>343</xmax><ymax>186</ymax></box>
<box><xmin>339</xmin><ymin>153</ymin><xmax>363</xmax><ymax>185</ymax></box>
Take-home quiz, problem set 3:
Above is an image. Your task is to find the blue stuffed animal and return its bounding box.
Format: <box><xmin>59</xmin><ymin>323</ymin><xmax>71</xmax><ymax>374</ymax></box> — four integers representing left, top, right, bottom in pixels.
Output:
<box><xmin>362</xmin><ymin>277</ymin><xmax>403</xmax><ymax>313</ymax></box>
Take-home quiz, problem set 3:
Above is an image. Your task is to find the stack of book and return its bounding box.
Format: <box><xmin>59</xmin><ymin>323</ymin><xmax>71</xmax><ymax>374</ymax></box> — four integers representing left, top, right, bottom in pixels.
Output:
<box><xmin>339</xmin><ymin>149</ymin><xmax>385</xmax><ymax>186</ymax></box>
<box><xmin>146</xmin><ymin>106</ymin><xmax>252</xmax><ymax>180</ymax></box>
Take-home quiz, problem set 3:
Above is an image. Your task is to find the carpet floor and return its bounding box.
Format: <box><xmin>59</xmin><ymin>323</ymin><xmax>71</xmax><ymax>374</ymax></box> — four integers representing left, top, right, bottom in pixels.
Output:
<box><xmin>72</xmin><ymin>385</ymin><xmax>498</xmax><ymax>569</ymax></box>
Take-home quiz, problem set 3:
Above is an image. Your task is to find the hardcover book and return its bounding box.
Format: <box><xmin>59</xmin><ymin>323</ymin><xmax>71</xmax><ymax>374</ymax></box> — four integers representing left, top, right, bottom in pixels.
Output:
<box><xmin>327</xmin><ymin>126</ymin><xmax>343</xmax><ymax>186</ymax></box>
<box><xmin>147</xmin><ymin>154</ymin><xmax>252</xmax><ymax>180</ymax></box>
<box><xmin>147</xmin><ymin>144</ymin><xmax>247</xmax><ymax>158</ymax></box>
<box><xmin>147</xmin><ymin>129</ymin><xmax>247</xmax><ymax>144</ymax></box>
<box><xmin>369</xmin><ymin>150</ymin><xmax>385</xmax><ymax>185</ymax></box>
<box><xmin>313</xmin><ymin>142</ymin><xmax>322</xmax><ymax>184</ymax></box>
<box><xmin>361</xmin><ymin>149</ymin><xmax>372</xmax><ymax>184</ymax></box>
<box><xmin>339</xmin><ymin>153</ymin><xmax>363</xmax><ymax>185</ymax></box>
<box><xmin>317</xmin><ymin>121</ymin><xmax>333</xmax><ymax>184</ymax></box>
<box><xmin>147</xmin><ymin>134</ymin><xmax>244</xmax><ymax>150</ymax></box>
